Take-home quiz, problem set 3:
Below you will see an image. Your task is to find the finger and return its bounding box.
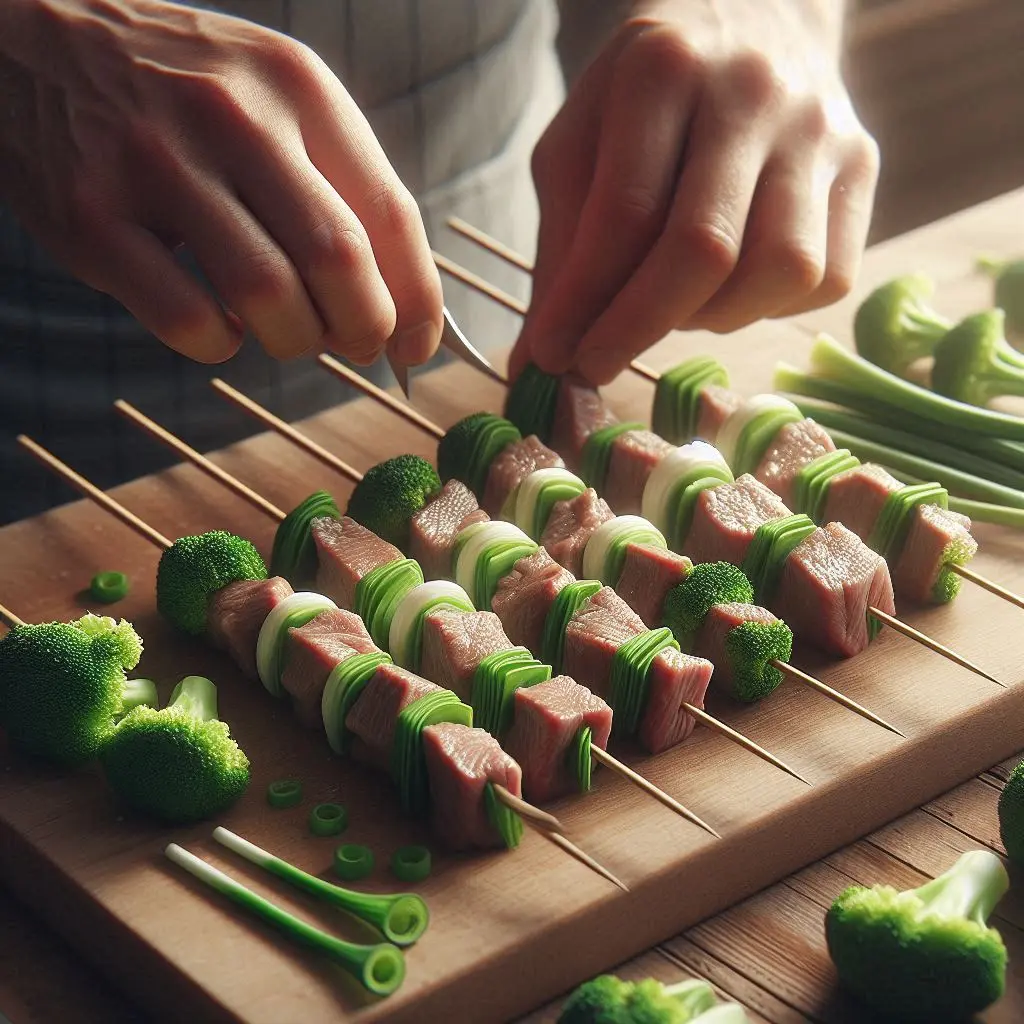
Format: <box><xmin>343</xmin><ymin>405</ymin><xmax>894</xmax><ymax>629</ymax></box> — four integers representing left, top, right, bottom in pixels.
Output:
<box><xmin>509</xmin><ymin>19</ymin><xmax>653</xmax><ymax>381</ymax></box>
<box><xmin>518</xmin><ymin>27</ymin><xmax>699</xmax><ymax>377</ymax></box>
<box><xmin>771</xmin><ymin>133</ymin><xmax>880</xmax><ymax>317</ymax></box>
<box><xmin>573</xmin><ymin>61</ymin><xmax>780</xmax><ymax>385</ymax></box>
<box><xmin>298</xmin><ymin>64</ymin><xmax>442</xmax><ymax>366</ymax></box>
<box><xmin>686</xmin><ymin>111</ymin><xmax>834</xmax><ymax>332</ymax></box>
<box><xmin>232</xmin><ymin>134</ymin><xmax>403</xmax><ymax>365</ymax></box>
<box><xmin>82</xmin><ymin>223</ymin><xmax>243</xmax><ymax>363</ymax></box>
<box><xmin>157</xmin><ymin>174</ymin><xmax>326</xmax><ymax>362</ymax></box>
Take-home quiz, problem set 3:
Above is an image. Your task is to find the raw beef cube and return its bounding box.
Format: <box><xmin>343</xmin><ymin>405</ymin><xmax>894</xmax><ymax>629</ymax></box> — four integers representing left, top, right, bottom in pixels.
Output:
<box><xmin>492</xmin><ymin>548</ymin><xmax>573</xmax><ymax>652</ymax></box>
<box><xmin>420</xmin><ymin>610</ymin><xmax>512</xmax><ymax>701</ymax></box>
<box><xmin>208</xmin><ymin>577</ymin><xmax>294</xmax><ymax>679</ymax></box>
<box><xmin>604</xmin><ymin>430</ymin><xmax>673</xmax><ymax>514</ymax></box>
<box><xmin>615</xmin><ymin>544</ymin><xmax>693</xmax><ymax>628</ymax></box>
<box><xmin>540</xmin><ymin>488</ymin><xmax>614</xmax><ymax>576</ymax></box>
<box><xmin>483</xmin><ymin>436</ymin><xmax>564</xmax><ymax>517</ymax></box>
<box><xmin>410</xmin><ymin>480</ymin><xmax>489</xmax><ymax>580</ymax></box>
<box><xmin>313</xmin><ymin>516</ymin><xmax>403</xmax><ymax>610</ymax></box>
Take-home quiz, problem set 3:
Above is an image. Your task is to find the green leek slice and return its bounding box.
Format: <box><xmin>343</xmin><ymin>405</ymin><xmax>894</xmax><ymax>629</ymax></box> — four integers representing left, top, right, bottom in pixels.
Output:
<box><xmin>652</xmin><ymin>356</ymin><xmax>731</xmax><ymax>443</ymax></box>
<box><xmin>354</xmin><ymin>559</ymin><xmax>425</xmax><ymax>651</ymax></box>
<box><xmin>514</xmin><ymin>467</ymin><xmax>587</xmax><ymax>540</ymax></box>
<box><xmin>270</xmin><ymin>491</ymin><xmax>340</xmax><ymax>584</ymax></box>
<box><xmin>641</xmin><ymin>440</ymin><xmax>733</xmax><ymax>535</ymax></box>
<box><xmin>609</xmin><ymin>627</ymin><xmax>679</xmax><ymax>739</ymax></box>
<box><xmin>579</xmin><ymin>421</ymin><xmax>645</xmax><ymax>492</ymax></box>
<box><xmin>256</xmin><ymin>591</ymin><xmax>337</xmax><ymax>697</ymax></box>
<box><xmin>504</xmin><ymin>362</ymin><xmax>560</xmax><ymax>443</ymax></box>
<box><xmin>581</xmin><ymin>514</ymin><xmax>667</xmax><ymax>587</ymax></box>
<box><xmin>471</xmin><ymin>648</ymin><xmax>551</xmax><ymax>737</ymax></box>
<box><xmin>741</xmin><ymin>515</ymin><xmax>817</xmax><ymax>605</ymax></box>
<box><xmin>869</xmin><ymin>481</ymin><xmax>949</xmax><ymax>563</ymax></box>
<box><xmin>483</xmin><ymin>781</ymin><xmax>524</xmax><ymax>849</ymax></box>
<box><xmin>321</xmin><ymin>652</ymin><xmax>393</xmax><ymax>755</ymax></box>
<box><xmin>388</xmin><ymin>581</ymin><xmax>474</xmax><ymax>671</ymax></box>
<box><xmin>542</xmin><ymin>579</ymin><xmax>603</xmax><ymax>674</ymax></box>
<box><xmin>794</xmin><ymin>449</ymin><xmax>862</xmax><ymax>524</ymax></box>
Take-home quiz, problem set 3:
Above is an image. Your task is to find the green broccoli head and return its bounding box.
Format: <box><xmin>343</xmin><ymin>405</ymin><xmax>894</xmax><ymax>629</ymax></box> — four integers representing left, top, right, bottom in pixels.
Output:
<box><xmin>0</xmin><ymin>613</ymin><xmax>143</xmax><ymax>764</ymax></box>
<box><xmin>998</xmin><ymin>758</ymin><xmax>1024</xmax><ymax>866</ymax></box>
<box><xmin>662</xmin><ymin>563</ymin><xmax>754</xmax><ymax>648</ymax></box>
<box><xmin>156</xmin><ymin>531</ymin><xmax>266</xmax><ymax>637</ymax></box>
<box><xmin>853</xmin><ymin>273</ymin><xmax>952</xmax><ymax>375</ymax></box>
<box><xmin>979</xmin><ymin>255</ymin><xmax>1024</xmax><ymax>337</ymax></box>
<box><xmin>721</xmin><ymin>620</ymin><xmax>791</xmax><ymax>703</ymax></box>
<box><xmin>100</xmin><ymin>675</ymin><xmax>249</xmax><ymax>824</ymax></box>
<box><xmin>559</xmin><ymin>974</ymin><xmax>745</xmax><ymax>1024</ymax></box>
<box><xmin>438</xmin><ymin>412</ymin><xmax>521</xmax><ymax>498</ymax></box>
<box><xmin>346</xmin><ymin>455</ymin><xmax>441</xmax><ymax>550</ymax></box>
<box><xmin>931</xmin><ymin>308</ymin><xmax>1024</xmax><ymax>408</ymax></box>
<box><xmin>825</xmin><ymin>849</ymin><xmax>1008</xmax><ymax>1022</ymax></box>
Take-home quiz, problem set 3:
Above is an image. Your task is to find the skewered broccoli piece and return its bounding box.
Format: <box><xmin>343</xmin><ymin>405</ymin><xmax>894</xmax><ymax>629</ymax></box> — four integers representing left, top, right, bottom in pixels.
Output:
<box><xmin>157</xmin><ymin>531</ymin><xmax>266</xmax><ymax>636</ymax></box>
<box><xmin>722</xmin><ymin>621</ymin><xmax>791</xmax><ymax>703</ymax></box>
<box><xmin>854</xmin><ymin>273</ymin><xmax>952</xmax><ymax>375</ymax></box>
<box><xmin>825</xmin><ymin>849</ymin><xmax>1008</xmax><ymax>1022</ymax></box>
<box><xmin>346</xmin><ymin>455</ymin><xmax>441</xmax><ymax>550</ymax></box>
<box><xmin>662</xmin><ymin>562</ymin><xmax>754</xmax><ymax>648</ymax></box>
<box><xmin>978</xmin><ymin>255</ymin><xmax>1024</xmax><ymax>336</ymax></box>
<box><xmin>100</xmin><ymin>674</ymin><xmax>250</xmax><ymax>823</ymax></box>
<box><xmin>0</xmin><ymin>613</ymin><xmax>143</xmax><ymax>764</ymax></box>
<box><xmin>558</xmin><ymin>974</ymin><xmax>748</xmax><ymax>1023</ymax></box>
<box><xmin>997</xmin><ymin>757</ymin><xmax>1024</xmax><ymax>866</ymax></box>
<box><xmin>931</xmin><ymin>308</ymin><xmax>1024</xmax><ymax>408</ymax></box>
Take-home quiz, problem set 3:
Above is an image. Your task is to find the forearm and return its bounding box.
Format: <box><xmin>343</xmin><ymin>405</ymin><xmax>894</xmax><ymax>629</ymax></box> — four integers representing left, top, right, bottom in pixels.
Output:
<box><xmin>555</xmin><ymin>0</ymin><xmax>849</xmax><ymax>85</ymax></box>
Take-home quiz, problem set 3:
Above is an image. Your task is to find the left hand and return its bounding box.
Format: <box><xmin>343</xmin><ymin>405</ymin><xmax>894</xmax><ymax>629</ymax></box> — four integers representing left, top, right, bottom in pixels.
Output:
<box><xmin>510</xmin><ymin>2</ymin><xmax>879</xmax><ymax>385</ymax></box>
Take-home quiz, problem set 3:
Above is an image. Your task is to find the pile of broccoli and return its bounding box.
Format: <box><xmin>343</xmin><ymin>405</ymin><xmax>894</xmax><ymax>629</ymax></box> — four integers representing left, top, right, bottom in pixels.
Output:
<box><xmin>558</xmin><ymin>974</ymin><xmax>748</xmax><ymax>1023</ymax></box>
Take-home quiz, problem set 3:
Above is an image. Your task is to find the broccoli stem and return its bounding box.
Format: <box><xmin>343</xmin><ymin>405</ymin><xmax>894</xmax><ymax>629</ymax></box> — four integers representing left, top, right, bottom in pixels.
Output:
<box><xmin>168</xmin><ymin>675</ymin><xmax>218</xmax><ymax>721</ymax></box>
<box><xmin>661</xmin><ymin>978</ymin><xmax>716</xmax><ymax>1014</ymax></box>
<box><xmin>795</xmin><ymin>335</ymin><xmax>1024</xmax><ymax>441</ymax></box>
<box><xmin>912</xmin><ymin>850</ymin><xmax>1008</xmax><ymax>924</ymax></box>
<box><xmin>120</xmin><ymin>678</ymin><xmax>159</xmax><ymax>716</ymax></box>
<box><xmin>790</xmin><ymin>398</ymin><xmax>1024</xmax><ymax>496</ymax></box>
<box><xmin>165</xmin><ymin>843</ymin><xmax>405</xmax><ymax>996</ymax></box>
<box><xmin>212</xmin><ymin>827</ymin><xmax>429</xmax><ymax>947</ymax></box>
<box><xmin>977</xmin><ymin>254</ymin><xmax>1008</xmax><ymax>276</ymax></box>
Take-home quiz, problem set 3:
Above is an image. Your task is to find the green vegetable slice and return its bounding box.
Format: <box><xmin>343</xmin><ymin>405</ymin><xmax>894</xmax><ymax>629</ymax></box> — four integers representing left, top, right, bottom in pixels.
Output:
<box><xmin>504</xmin><ymin>362</ymin><xmax>560</xmax><ymax>442</ymax></box>
<box><xmin>90</xmin><ymin>570</ymin><xmax>129</xmax><ymax>604</ymax></box>
<box><xmin>570</xmin><ymin>726</ymin><xmax>593</xmax><ymax>793</ymax></box>
<box><xmin>733</xmin><ymin>408</ymin><xmax>804</xmax><ymax>476</ymax></box>
<box><xmin>721</xmin><ymin>620</ymin><xmax>792</xmax><ymax>703</ymax></box>
<box><xmin>441</xmin><ymin>414</ymin><xmax>522</xmax><ymax>499</ymax></box>
<box><xmin>609</xmin><ymin>627</ymin><xmax>679</xmax><ymax>739</ymax></box>
<box><xmin>270</xmin><ymin>491</ymin><xmax>340</xmax><ymax>584</ymax></box>
<box><xmin>389</xmin><ymin>581</ymin><xmax>475</xmax><ymax>672</ymax></box>
<box><xmin>652</xmin><ymin>356</ymin><xmax>730</xmax><ymax>443</ymax></box>
<box><xmin>514</xmin><ymin>468</ymin><xmax>587</xmax><ymax>540</ymax></box>
<box><xmin>471</xmin><ymin>648</ymin><xmax>551</xmax><ymax>737</ymax></box>
<box><xmin>391</xmin><ymin>691</ymin><xmax>473</xmax><ymax>816</ymax></box>
<box><xmin>267</xmin><ymin>779</ymin><xmax>303</xmax><ymax>808</ymax></box>
<box><xmin>542</xmin><ymin>580</ymin><xmax>602</xmax><ymax>674</ymax></box>
<box><xmin>666</xmin><ymin>474</ymin><xmax>731</xmax><ymax>551</ymax></box>
<box><xmin>581</xmin><ymin>515</ymin><xmax>667</xmax><ymax>587</ymax></box>
<box><xmin>333</xmin><ymin>844</ymin><xmax>375</xmax><ymax>881</ymax></box>
<box><xmin>483</xmin><ymin>781</ymin><xmax>524</xmax><ymax>849</ymax></box>
<box><xmin>662</xmin><ymin>562</ymin><xmax>754</xmax><ymax>650</ymax></box>
<box><xmin>579</xmin><ymin>422</ymin><xmax>645</xmax><ymax>492</ymax></box>
<box><xmin>794</xmin><ymin>449</ymin><xmax>862</xmax><ymax>524</ymax></box>
<box><xmin>354</xmin><ymin>559</ymin><xmax>424</xmax><ymax>650</ymax></box>
<box><xmin>310</xmin><ymin>803</ymin><xmax>348</xmax><ymax>837</ymax></box>
<box><xmin>473</xmin><ymin>538</ymin><xmax>539</xmax><ymax>610</ymax></box>
<box><xmin>322</xmin><ymin>652</ymin><xmax>392</xmax><ymax>756</ymax></box>
<box><xmin>390</xmin><ymin>845</ymin><xmax>431</xmax><ymax>884</ymax></box>
<box><xmin>742</xmin><ymin>515</ymin><xmax>817</xmax><ymax>605</ymax></box>
<box><xmin>868</xmin><ymin>482</ymin><xmax>949</xmax><ymax>563</ymax></box>
<box><xmin>256</xmin><ymin>593</ymin><xmax>337</xmax><ymax>697</ymax></box>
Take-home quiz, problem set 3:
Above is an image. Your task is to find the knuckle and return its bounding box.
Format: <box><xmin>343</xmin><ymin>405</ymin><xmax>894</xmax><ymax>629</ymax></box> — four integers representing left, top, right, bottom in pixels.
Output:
<box><xmin>770</xmin><ymin>240</ymin><xmax>825</xmax><ymax>294</ymax></box>
<box><xmin>672</xmin><ymin>220</ymin><xmax>740</xmax><ymax>280</ymax></box>
<box><xmin>303</xmin><ymin>222</ymin><xmax>371</xmax><ymax>277</ymax></box>
<box><xmin>363</xmin><ymin>182</ymin><xmax>421</xmax><ymax>241</ymax></box>
<box><xmin>606</xmin><ymin>183</ymin><xmax>665</xmax><ymax>238</ymax></box>
<box><xmin>846</xmin><ymin>133</ymin><xmax>881</xmax><ymax>183</ymax></box>
<box><xmin>794</xmin><ymin>99</ymin><xmax>831</xmax><ymax>144</ymax></box>
<box><xmin>818</xmin><ymin>263</ymin><xmax>856</xmax><ymax>304</ymax></box>
<box><xmin>622</xmin><ymin>27</ymin><xmax>704</xmax><ymax>91</ymax></box>
<box><xmin>233</xmin><ymin>252</ymin><xmax>296</xmax><ymax>308</ymax></box>
<box><xmin>258</xmin><ymin>34</ymin><xmax>322</xmax><ymax>86</ymax></box>
<box><xmin>722</xmin><ymin>50</ymin><xmax>785</xmax><ymax>114</ymax></box>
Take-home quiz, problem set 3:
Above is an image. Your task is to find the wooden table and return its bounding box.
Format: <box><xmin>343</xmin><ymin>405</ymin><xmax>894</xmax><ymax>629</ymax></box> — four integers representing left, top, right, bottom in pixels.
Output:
<box><xmin>2</xmin><ymin>187</ymin><xmax>1023</xmax><ymax>1023</ymax></box>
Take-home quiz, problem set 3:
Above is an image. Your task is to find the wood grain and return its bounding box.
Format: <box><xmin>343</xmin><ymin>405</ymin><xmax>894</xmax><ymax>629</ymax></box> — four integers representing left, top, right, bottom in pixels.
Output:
<box><xmin>0</xmin><ymin>190</ymin><xmax>1023</xmax><ymax>1024</ymax></box>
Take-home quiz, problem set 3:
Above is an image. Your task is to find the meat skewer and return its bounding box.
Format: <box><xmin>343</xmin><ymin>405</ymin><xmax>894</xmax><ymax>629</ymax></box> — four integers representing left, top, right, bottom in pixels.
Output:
<box><xmin>114</xmin><ymin>399</ymin><xmax>722</xmax><ymax>832</ymax></box>
<box><xmin>440</xmin><ymin>223</ymin><xmax>1024</xmax><ymax>614</ymax></box>
<box><xmin>206</xmin><ymin>380</ymin><xmax>823</xmax><ymax>785</ymax></box>
<box><xmin>16</xmin><ymin>436</ymin><xmax>631</xmax><ymax>889</ymax></box>
<box><xmin>317</xmin><ymin>354</ymin><xmax>904</xmax><ymax>734</ymax></box>
<box><xmin>0</xmin><ymin>603</ymin><xmax>25</xmax><ymax>627</ymax></box>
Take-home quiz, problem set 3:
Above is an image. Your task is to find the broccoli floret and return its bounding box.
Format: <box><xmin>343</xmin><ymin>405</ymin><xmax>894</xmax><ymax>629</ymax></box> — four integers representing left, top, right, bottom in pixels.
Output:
<box><xmin>825</xmin><ymin>849</ymin><xmax>1008</xmax><ymax>1022</ymax></box>
<box><xmin>438</xmin><ymin>412</ymin><xmax>521</xmax><ymax>498</ymax></box>
<box><xmin>156</xmin><ymin>531</ymin><xmax>266</xmax><ymax>636</ymax></box>
<box><xmin>931</xmin><ymin>308</ymin><xmax>1024</xmax><ymax>408</ymax></box>
<box><xmin>722</xmin><ymin>620</ymin><xmax>791</xmax><ymax>703</ymax></box>
<box><xmin>978</xmin><ymin>255</ymin><xmax>1024</xmax><ymax>337</ymax></box>
<box><xmin>0</xmin><ymin>613</ymin><xmax>143</xmax><ymax>764</ymax></box>
<box><xmin>662</xmin><ymin>563</ymin><xmax>754</xmax><ymax>649</ymax></box>
<box><xmin>854</xmin><ymin>273</ymin><xmax>952</xmax><ymax>375</ymax></box>
<box><xmin>997</xmin><ymin>758</ymin><xmax>1024</xmax><ymax>865</ymax></box>
<box><xmin>100</xmin><ymin>674</ymin><xmax>250</xmax><ymax>824</ymax></box>
<box><xmin>346</xmin><ymin>455</ymin><xmax>441</xmax><ymax>550</ymax></box>
<box><xmin>558</xmin><ymin>974</ymin><xmax>747</xmax><ymax>1024</ymax></box>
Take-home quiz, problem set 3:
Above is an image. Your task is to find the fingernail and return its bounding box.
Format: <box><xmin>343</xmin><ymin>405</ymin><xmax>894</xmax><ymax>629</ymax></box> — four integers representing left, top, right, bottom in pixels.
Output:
<box><xmin>392</xmin><ymin>321</ymin><xmax>439</xmax><ymax>365</ymax></box>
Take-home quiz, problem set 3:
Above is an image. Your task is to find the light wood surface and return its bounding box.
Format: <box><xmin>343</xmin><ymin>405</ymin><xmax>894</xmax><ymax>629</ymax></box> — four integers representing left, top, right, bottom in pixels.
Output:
<box><xmin>0</xmin><ymin>189</ymin><xmax>1023</xmax><ymax>1024</ymax></box>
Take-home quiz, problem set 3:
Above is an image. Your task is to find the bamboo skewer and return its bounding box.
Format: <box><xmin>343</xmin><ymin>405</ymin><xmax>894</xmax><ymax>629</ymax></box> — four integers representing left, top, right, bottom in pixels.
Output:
<box><xmin>0</xmin><ymin>602</ymin><xmax>25</xmax><ymax>628</ymax></box>
<box><xmin>16</xmin><ymin>436</ymin><xmax>626</xmax><ymax>887</ymax></box>
<box><xmin>124</xmin><ymin>399</ymin><xmax>726</xmax><ymax>830</ymax></box>
<box><xmin>208</xmin><ymin>381</ymin><xmax>811</xmax><ymax>786</ymax></box>
<box><xmin>442</xmin><ymin>220</ymin><xmax>1024</xmax><ymax>617</ymax></box>
<box><xmin>312</xmin><ymin>385</ymin><xmax>905</xmax><ymax>737</ymax></box>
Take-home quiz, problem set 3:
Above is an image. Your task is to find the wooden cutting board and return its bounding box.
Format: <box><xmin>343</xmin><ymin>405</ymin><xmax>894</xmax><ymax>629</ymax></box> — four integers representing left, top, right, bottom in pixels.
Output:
<box><xmin>1</xmin><ymin>188</ymin><xmax>1022</xmax><ymax>1024</ymax></box>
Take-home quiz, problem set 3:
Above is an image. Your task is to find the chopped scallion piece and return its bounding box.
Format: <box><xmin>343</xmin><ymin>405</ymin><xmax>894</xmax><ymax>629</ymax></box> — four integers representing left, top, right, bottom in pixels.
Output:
<box><xmin>90</xmin><ymin>571</ymin><xmax>129</xmax><ymax>604</ymax></box>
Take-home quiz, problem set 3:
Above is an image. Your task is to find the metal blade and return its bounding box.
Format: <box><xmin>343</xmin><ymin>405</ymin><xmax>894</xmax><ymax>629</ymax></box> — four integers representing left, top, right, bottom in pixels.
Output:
<box><xmin>441</xmin><ymin>306</ymin><xmax>506</xmax><ymax>383</ymax></box>
<box><xmin>386</xmin><ymin>351</ymin><xmax>410</xmax><ymax>399</ymax></box>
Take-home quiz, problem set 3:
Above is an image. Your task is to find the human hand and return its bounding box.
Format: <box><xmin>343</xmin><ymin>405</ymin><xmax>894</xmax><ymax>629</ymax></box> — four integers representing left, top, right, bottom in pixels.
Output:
<box><xmin>511</xmin><ymin>0</ymin><xmax>879</xmax><ymax>385</ymax></box>
<box><xmin>0</xmin><ymin>0</ymin><xmax>442</xmax><ymax>366</ymax></box>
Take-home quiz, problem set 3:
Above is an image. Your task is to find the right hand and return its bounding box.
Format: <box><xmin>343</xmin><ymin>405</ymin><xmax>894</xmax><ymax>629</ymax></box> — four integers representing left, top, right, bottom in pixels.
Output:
<box><xmin>0</xmin><ymin>0</ymin><xmax>443</xmax><ymax>366</ymax></box>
